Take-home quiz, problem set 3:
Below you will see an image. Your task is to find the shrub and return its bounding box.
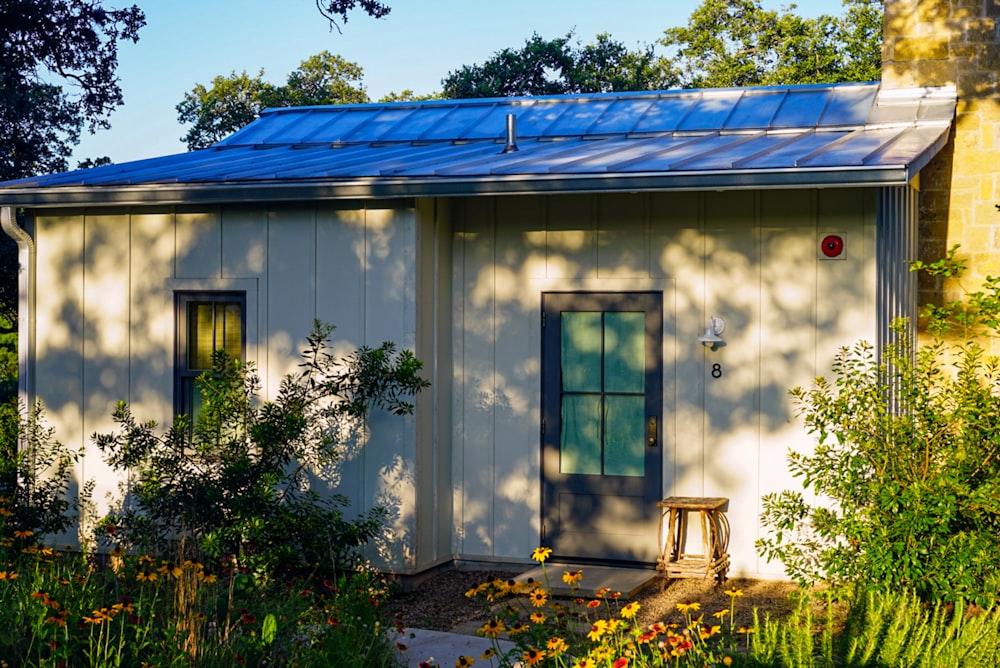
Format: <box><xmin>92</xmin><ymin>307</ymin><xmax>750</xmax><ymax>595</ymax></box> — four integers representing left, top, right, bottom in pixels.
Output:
<box><xmin>757</xmin><ymin>248</ymin><xmax>1000</xmax><ymax>605</ymax></box>
<box><xmin>94</xmin><ymin>321</ymin><xmax>429</xmax><ymax>580</ymax></box>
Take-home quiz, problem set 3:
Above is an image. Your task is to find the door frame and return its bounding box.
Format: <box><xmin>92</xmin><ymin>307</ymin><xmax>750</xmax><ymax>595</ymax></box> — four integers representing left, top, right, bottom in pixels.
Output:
<box><xmin>540</xmin><ymin>291</ymin><xmax>664</xmax><ymax>564</ymax></box>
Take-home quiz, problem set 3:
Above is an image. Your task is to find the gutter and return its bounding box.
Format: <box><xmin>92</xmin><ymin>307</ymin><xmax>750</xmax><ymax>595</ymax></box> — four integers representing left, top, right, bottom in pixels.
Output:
<box><xmin>1</xmin><ymin>206</ymin><xmax>34</xmax><ymax>413</ymax></box>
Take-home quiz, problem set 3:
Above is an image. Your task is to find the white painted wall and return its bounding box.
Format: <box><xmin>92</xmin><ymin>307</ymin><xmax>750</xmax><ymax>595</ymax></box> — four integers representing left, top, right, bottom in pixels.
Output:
<box><xmin>32</xmin><ymin>202</ymin><xmax>418</xmax><ymax>570</ymax></box>
<box><xmin>450</xmin><ymin>189</ymin><xmax>877</xmax><ymax>578</ymax></box>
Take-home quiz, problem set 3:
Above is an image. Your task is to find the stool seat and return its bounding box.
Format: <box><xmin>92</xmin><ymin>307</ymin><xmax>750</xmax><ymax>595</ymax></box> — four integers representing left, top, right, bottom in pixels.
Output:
<box><xmin>656</xmin><ymin>496</ymin><xmax>730</xmax><ymax>590</ymax></box>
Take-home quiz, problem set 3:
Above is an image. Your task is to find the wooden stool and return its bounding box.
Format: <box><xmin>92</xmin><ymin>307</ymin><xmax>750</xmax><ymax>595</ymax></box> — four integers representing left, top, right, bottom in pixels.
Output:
<box><xmin>656</xmin><ymin>496</ymin><xmax>730</xmax><ymax>591</ymax></box>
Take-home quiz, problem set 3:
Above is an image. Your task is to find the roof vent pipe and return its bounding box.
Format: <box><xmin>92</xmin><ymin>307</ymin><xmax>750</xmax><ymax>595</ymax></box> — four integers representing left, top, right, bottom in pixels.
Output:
<box><xmin>501</xmin><ymin>113</ymin><xmax>519</xmax><ymax>153</ymax></box>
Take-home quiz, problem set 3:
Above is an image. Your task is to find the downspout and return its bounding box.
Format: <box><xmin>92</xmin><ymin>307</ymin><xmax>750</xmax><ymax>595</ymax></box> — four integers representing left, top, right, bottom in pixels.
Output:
<box><xmin>1</xmin><ymin>206</ymin><xmax>35</xmax><ymax>414</ymax></box>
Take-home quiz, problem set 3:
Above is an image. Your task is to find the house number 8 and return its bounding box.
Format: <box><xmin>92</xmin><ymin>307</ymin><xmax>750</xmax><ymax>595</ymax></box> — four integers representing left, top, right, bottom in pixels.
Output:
<box><xmin>711</xmin><ymin>363</ymin><xmax>722</xmax><ymax>379</ymax></box>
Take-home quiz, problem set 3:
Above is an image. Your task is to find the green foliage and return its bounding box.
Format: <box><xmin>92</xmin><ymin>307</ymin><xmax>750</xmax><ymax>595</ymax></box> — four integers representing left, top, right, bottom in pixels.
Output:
<box><xmin>660</xmin><ymin>0</ymin><xmax>882</xmax><ymax>88</ymax></box>
<box><xmin>94</xmin><ymin>321</ymin><xmax>429</xmax><ymax>580</ymax></box>
<box><xmin>442</xmin><ymin>32</ymin><xmax>675</xmax><ymax>99</ymax></box>
<box><xmin>746</xmin><ymin>589</ymin><xmax>1000</xmax><ymax>667</ymax></box>
<box><xmin>0</xmin><ymin>1</ymin><xmax>145</xmax><ymax>179</ymax></box>
<box><xmin>0</xmin><ymin>402</ymin><xmax>85</xmax><ymax>541</ymax></box>
<box><xmin>176</xmin><ymin>52</ymin><xmax>371</xmax><ymax>150</ymax></box>
<box><xmin>758</xmin><ymin>250</ymin><xmax>1000</xmax><ymax>606</ymax></box>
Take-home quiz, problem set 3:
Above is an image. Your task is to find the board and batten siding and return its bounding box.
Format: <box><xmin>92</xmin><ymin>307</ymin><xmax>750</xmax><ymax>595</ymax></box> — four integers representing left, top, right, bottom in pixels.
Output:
<box><xmin>31</xmin><ymin>202</ymin><xmax>420</xmax><ymax>571</ymax></box>
<box><xmin>450</xmin><ymin>189</ymin><xmax>877</xmax><ymax>578</ymax></box>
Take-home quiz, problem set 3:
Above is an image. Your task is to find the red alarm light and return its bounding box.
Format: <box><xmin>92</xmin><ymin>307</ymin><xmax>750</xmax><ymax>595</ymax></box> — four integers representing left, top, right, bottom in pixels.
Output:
<box><xmin>821</xmin><ymin>235</ymin><xmax>844</xmax><ymax>258</ymax></box>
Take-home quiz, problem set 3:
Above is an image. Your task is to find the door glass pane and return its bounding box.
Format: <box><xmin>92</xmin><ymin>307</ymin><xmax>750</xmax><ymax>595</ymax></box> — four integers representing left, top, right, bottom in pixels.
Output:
<box><xmin>561</xmin><ymin>394</ymin><xmax>602</xmax><ymax>474</ymax></box>
<box><xmin>604</xmin><ymin>395</ymin><xmax>645</xmax><ymax>476</ymax></box>
<box><xmin>604</xmin><ymin>312</ymin><xmax>645</xmax><ymax>393</ymax></box>
<box><xmin>561</xmin><ymin>312</ymin><xmax>602</xmax><ymax>392</ymax></box>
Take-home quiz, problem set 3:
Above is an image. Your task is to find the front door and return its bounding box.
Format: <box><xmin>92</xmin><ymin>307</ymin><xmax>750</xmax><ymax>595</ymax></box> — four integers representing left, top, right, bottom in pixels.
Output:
<box><xmin>541</xmin><ymin>292</ymin><xmax>663</xmax><ymax>563</ymax></box>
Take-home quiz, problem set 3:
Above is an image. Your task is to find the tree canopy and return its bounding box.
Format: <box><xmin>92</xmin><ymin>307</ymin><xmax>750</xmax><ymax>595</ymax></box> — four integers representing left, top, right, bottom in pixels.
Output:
<box><xmin>0</xmin><ymin>0</ymin><xmax>145</xmax><ymax>180</ymax></box>
<box><xmin>176</xmin><ymin>52</ymin><xmax>370</xmax><ymax>151</ymax></box>
<box><xmin>660</xmin><ymin>0</ymin><xmax>882</xmax><ymax>88</ymax></box>
<box><xmin>441</xmin><ymin>33</ymin><xmax>673</xmax><ymax>99</ymax></box>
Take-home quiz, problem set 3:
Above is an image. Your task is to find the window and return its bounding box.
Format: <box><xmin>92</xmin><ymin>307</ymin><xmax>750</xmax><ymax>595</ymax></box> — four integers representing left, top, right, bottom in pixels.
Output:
<box><xmin>175</xmin><ymin>292</ymin><xmax>246</xmax><ymax>420</ymax></box>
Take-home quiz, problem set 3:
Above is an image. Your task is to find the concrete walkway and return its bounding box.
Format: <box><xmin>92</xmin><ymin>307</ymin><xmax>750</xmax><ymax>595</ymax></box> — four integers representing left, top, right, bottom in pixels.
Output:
<box><xmin>394</xmin><ymin>628</ymin><xmax>517</xmax><ymax>667</ymax></box>
<box><xmin>392</xmin><ymin>565</ymin><xmax>658</xmax><ymax>667</ymax></box>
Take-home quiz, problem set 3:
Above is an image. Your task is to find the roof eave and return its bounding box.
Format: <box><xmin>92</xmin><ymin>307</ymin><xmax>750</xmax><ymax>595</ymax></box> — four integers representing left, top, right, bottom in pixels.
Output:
<box><xmin>0</xmin><ymin>165</ymin><xmax>927</xmax><ymax>209</ymax></box>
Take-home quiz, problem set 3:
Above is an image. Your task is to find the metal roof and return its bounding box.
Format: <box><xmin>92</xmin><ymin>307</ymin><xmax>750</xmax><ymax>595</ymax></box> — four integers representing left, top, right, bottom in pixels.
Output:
<box><xmin>0</xmin><ymin>82</ymin><xmax>956</xmax><ymax>207</ymax></box>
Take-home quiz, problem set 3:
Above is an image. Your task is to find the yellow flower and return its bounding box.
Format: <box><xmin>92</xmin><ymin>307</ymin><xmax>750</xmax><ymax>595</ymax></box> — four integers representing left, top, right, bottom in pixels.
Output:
<box><xmin>713</xmin><ymin>608</ymin><xmax>730</xmax><ymax>619</ymax></box>
<box><xmin>531</xmin><ymin>547</ymin><xmax>552</xmax><ymax>563</ymax></box>
<box><xmin>0</xmin><ymin>508</ymin><xmax>12</xmax><ymax>517</ymax></box>
<box><xmin>522</xmin><ymin>647</ymin><xmax>546</xmax><ymax>666</ymax></box>
<box><xmin>480</xmin><ymin>649</ymin><xmax>496</xmax><ymax>660</ymax></box>
<box><xmin>723</xmin><ymin>657</ymin><xmax>733</xmax><ymax>666</ymax></box>
<box><xmin>699</xmin><ymin>625</ymin><xmax>721</xmax><ymax>640</ymax></box>
<box><xmin>621</xmin><ymin>601</ymin><xmax>640</xmax><ymax>619</ymax></box>
<box><xmin>136</xmin><ymin>571</ymin><xmax>157</xmax><ymax>582</ymax></box>
<box><xmin>546</xmin><ymin>637</ymin><xmax>568</xmax><ymax>655</ymax></box>
<box><xmin>455</xmin><ymin>656</ymin><xmax>474</xmax><ymax>667</ymax></box>
<box><xmin>477</xmin><ymin>618</ymin><xmax>505</xmax><ymax>638</ymax></box>
<box><xmin>198</xmin><ymin>572</ymin><xmax>218</xmax><ymax>584</ymax></box>
<box><xmin>738</xmin><ymin>626</ymin><xmax>756</xmax><ymax>635</ymax></box>
<box><xmin>574</xmin><ymin>660</ymin><xmax>595</xmax><ymax>668</ymax></box>
<box><xmin>14</xmin><ymin>529</ymin><xmax>34</xmax><ymax>539</ymax></box>
<box><xmin>528</xmin><ymin>587</ymin><xmax>548</xmax><ymax>608</ymax></box>
<box><xmin>587</xmin><ymin>619</ymin><xmax>609</xmax><ymax>641</ymax></box>
<box><xmin>675</xmin><ymin>601</ymin><xmax>701</xmax><ymax>614</ymax></box>
<box><xmin>725</xmin><ymin>588</ymin><xmax>744</xmax><ymax>598</ymax></box>
<box><xmin>0</xmin><ymin>571</ymin><xmax>18</xmax><ymax>581</ymax></box>
<box><xmin>530</xmin><ymin>612</ymin><xmax>546</xmax><ymax>624</ymax></box>
<box><xmin>562</xmin><ymin>569</ymin><xmax>583</xmax><ymax>585</ymax></box>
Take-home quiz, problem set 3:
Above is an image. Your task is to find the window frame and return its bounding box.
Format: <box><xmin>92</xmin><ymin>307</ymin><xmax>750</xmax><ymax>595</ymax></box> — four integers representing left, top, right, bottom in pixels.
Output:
<box><xmin>174</xmin><ymin>291</ymin><xmax>247</xmax><ymax>419</ymax></box>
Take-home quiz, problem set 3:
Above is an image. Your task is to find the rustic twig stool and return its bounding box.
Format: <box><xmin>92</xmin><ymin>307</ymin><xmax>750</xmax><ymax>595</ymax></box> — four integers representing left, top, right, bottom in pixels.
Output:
<box><xmin>656</xmin><ymin>496</ymin><xmax>730</xmax><ymax>591</ymax></box>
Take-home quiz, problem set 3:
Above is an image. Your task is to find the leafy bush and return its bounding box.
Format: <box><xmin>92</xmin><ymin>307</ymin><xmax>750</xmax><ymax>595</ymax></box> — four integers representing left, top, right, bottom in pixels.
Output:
<box><xmin>758</xmin><ymin>248</ymin><xmax>1000</xmax><ymax>605</ymax></box>
<box><xmin>94</xmin><ymin>321</ymin><xmax>429</xmax><ymax>580</ymax></box>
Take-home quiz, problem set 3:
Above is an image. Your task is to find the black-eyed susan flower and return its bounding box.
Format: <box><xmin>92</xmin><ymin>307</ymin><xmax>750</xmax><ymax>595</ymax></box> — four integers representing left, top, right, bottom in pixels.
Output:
<box><xmin>574</xmin><ymin>659</ymin><xmax>595</xmax><ymax>668</ymax></box>
<box><xmin>522</xmin><ymin>647</ymin><xmax>545</xmax><ymax>666</ymax></box>
<box><xmin>530</xmin><ymin>547</ymin><xmax>552</xmax><ymax>563</ymax></box>
<box><xmin>477</xmin><ymin>618</ymin><xmax>504</xmax><ymax>638</ymax></box>
<box><xmin>546</xmin><ymin>637</ymin><xmax>568</xmax><ymax>655</ymax></box>
<box><xmin>13</xmin><ymin>529</ymin><xmax>33</xmax><ymax>539</ymax></box>
<box><xmin>0</xmin><ymin>571</ymin><xmax>18</xmax><ymax>581</ymax></box>
<box><xmin>480</xmin><ymin>648</ymin><xmax>496</xmax><ymax>661</ymax></box>
<box><xmin>529</xmin><ymin>612</ymin><xmax>546</xmax><ymax>624</ymax></box>
<box><xmin>675</xmin><ymin>601</ymin><xmax>700</xmax><ymax>614</ymax></box>
<box><xmin>725</xmin><ymin>588</ymin><xmax>744</xmax><ymax>598</ymax></box>
<box><xmin>587</xmin><ymin>619</ymin><xmax>608</xmax><ymax>641</ymax></box>
<box><xmin>528</xmin><ymin>587</ymin><xmax>548</xmax><ymax>608</ymax></box>
<box><xmin>620</xmin><ymin>601</ymin><xmax>640</xmax><ymax>619</ymax></box>
<box><xmin>455</xmin><ymin>656</ymin><xmax>474</xmax><ymax>667</ymax></box>
<box><xmin>713</xmin><ymin>608</ymin><xmax>729</xmax><ymax>619</ymax></box>
<box><xmin>508</xmin><ymin>623</ymin><xmax>531</xmax><ymax>636</ymax></box>
<box><xmin>562</xmin><ymin>569</ymin><xmax>583</xmax><ymax>585</ymax></box>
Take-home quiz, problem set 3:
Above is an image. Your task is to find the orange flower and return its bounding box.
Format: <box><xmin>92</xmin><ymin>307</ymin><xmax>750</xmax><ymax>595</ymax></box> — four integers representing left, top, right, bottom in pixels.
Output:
<box><xmin>586</xmin><ymin>599</ymin><xmax>601</xmax><ymax>609</ymax></box>
<box><xmin>0</xmin><ymin>571</ymin><xmax>18</xmax><ymax>581</ymax></box>
<box><xmin>613</xmin><ymin>658</ymin><xmax>629</xmax><ymax>668</ymax></box>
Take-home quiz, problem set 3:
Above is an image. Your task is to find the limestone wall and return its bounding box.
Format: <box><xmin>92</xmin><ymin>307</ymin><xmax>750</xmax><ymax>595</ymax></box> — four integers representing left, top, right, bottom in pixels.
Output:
<box><xmin>883</xmin><ymin>0</ymin><xmax>1000</xmax><ymax>309</ymax></box>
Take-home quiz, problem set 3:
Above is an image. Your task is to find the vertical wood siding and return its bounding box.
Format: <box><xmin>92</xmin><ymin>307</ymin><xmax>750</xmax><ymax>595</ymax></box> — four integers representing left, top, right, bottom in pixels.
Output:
<box><xmin>32</xmin><ymin>203</ymin><xmax>418</xmax><ymax>570</ymax></box>
<box><xmin>451</xmin><ymin>189</ymin><xmax>877</xmax><ymax>577</ymax></box>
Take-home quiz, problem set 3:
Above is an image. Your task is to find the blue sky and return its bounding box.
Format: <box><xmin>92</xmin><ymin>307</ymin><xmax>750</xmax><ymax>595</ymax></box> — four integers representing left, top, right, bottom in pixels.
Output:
<box><xmin>71</xmin><ymin>0</ymin><xmax>833</xmax><ymax>166</ymax></box>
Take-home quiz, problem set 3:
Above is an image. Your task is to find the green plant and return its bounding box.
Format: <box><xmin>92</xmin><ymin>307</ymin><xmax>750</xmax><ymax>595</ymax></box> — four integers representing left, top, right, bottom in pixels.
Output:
<box><xmin>94</xmin><ymin>320</ymin><xmax>429</xmax><ymax>581</ymax></box>
<box><xmin>757</xmin><ymin>247</ymin><xmax>1000</xmax><ymax>606</ymax></box>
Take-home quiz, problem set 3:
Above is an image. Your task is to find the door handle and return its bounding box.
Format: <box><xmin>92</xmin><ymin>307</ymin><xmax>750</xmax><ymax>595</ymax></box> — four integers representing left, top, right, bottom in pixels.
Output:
<box><xmin>647</xmin><ymin>416</ymin><xmax>658</xmax><ymax>447</ymax></box>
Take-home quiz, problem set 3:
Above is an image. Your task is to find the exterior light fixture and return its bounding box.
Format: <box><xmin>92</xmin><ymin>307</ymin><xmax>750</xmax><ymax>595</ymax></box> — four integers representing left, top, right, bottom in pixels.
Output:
<box><xmin>698</xmin><ymin>316</ymin><xmax>726</xmax><ymax>350</ymax></box>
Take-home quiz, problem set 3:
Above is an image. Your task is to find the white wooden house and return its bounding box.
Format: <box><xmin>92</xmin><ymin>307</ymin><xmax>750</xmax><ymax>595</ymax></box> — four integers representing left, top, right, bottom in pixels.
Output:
<box><xmin>0</xmin><ymin>82</ymin><xmax>956</xmax><ymax>578</ymax></box>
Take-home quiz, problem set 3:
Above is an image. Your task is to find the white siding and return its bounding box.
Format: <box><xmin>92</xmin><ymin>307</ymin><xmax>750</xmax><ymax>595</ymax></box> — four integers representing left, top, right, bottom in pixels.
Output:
<box><xmin>451</xmin><ymin>189</ymin><xmax>878</xmax><ymax>577</ymax></box>
<box><xmin>32</xmin><ymin>202</ymin><xmax>419</xmax><ymax>571</ymax></box>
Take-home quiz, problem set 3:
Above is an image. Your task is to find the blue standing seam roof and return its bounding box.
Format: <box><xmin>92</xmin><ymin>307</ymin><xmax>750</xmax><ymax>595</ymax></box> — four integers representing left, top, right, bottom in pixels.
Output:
<box><xmin>0</xmin><ymin>82</ymin><xmax>957</xmax><ymax>205</ymax></box>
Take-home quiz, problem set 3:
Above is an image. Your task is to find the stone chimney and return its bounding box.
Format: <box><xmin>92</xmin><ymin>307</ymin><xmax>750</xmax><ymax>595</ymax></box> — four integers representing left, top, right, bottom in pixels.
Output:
<box><xmin>883</xmin><ymin>0</ymin><xmax>1000</xmax><ymax>305</ymax></box>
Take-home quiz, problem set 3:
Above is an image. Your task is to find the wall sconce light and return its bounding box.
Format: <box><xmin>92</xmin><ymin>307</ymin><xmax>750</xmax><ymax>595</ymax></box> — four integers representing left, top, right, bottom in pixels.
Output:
<box><xmin>698</xmin><ymin>316</ymin><xmax>726</xmax><ymax>350</ymax></box>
